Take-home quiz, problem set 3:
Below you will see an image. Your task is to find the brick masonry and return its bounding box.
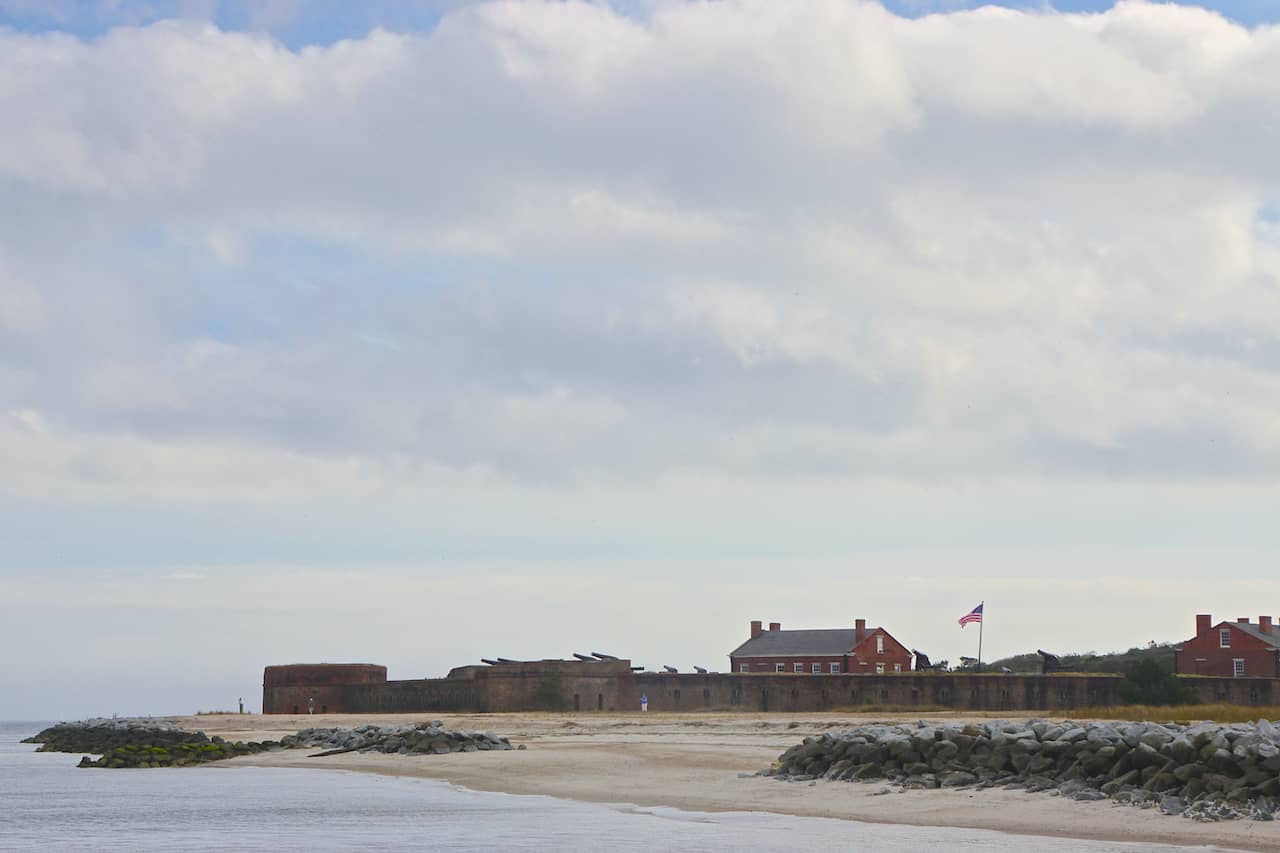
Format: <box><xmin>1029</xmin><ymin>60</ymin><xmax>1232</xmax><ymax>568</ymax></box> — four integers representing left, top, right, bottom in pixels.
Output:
<box><xmin>1174</xmin><ymin>614</ymin><xmax>1280</xmax><ymax>678</ymax></box>
<box><xmin>263</xmin><ymin>659</ymin><xmax>1280</xmax><ymax>714</ymax></box>
<box><xmin>262</xmin><ymin>663</ymin><xmax>387</xmax><ymax>714</ymax></box>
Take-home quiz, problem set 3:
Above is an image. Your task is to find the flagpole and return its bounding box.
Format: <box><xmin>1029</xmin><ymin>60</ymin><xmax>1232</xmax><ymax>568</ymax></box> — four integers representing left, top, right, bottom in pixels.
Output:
<box><xmin>977</xmin><ymin>602</ymin><xmax>984</xmax><ymax>673</ymax></box>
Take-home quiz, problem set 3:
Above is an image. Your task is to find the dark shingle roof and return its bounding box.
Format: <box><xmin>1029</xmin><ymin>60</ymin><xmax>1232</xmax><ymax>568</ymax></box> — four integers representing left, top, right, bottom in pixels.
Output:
<box><xmin>729</xmin><ymin>628</ymin><xmax>859</xmax><ymax>658</ymax></box>
<box><xmin>1228</xmin><ymin>621</ymin><xmax>1280</xmax><ymax>648</ymax></box>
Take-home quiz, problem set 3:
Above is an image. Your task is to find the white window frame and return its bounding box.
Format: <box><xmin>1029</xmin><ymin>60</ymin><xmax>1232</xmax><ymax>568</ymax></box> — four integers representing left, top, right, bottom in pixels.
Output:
<box><xmin>876</xmin><ymin>635</ymin><xmax>885</xmax><ymax>654</ymax></box>
<box><xmin>894</xmin><ymin>663</ymin><xmax>902</xmax><ymax>673</ymax></box>
<box><xmin>1234</xmin><ymin>658</ymin><xmax>1245</xmax><ymax>677</ymax></box>
<box><xmin>794</xmin><ymin>663</ymin><xmax>804</xmax><ymax>673</ymax></box>
<box><xmin>740</xmin><ymin>664</ymin><xmax>750</xmax><ymax>673</ymax></box>
<box><xmin>812</xmin><ymin>663</ymin><xmax>822</xmax><ymax>674</ymax></box>
<box><xmin>1220</xmin><ymin>629</ymin><xmax>1231</xmax><ymax>648</ymax></box>
<box><xmin>875</xmin><ymin>662</ymin><xmax>885</xmax><ymax>674</ymax></box>
<box><xmin>830</xmin><ymin>663</ymin><xmax>840</xmax><ymax>674</ymax></box>
<box><xmin>775</xmin><ymin>663</ymin><xmax>785</xmax><ymax>673</ymax></box>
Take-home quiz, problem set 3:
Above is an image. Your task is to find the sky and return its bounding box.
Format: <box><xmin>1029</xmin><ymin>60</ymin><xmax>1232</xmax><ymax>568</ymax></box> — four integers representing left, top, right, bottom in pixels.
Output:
<box><xmin>2</xmin><ymin>0</ymin><xmax>1280</xmax><ymax>719</ymax></box>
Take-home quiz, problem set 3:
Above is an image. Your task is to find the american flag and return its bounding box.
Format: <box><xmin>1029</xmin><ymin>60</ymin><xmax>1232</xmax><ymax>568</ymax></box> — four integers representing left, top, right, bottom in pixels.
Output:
<box><xmin>959</xmin><ymin>603</ymin><xmax>983</xmax><ymax>627</ymax></box>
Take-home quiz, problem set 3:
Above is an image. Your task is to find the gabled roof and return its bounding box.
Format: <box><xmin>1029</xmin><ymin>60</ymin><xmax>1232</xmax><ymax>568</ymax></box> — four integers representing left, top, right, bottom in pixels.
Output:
<box><xmin>851</xmin><ymin>627</ymin><xmax>908</xmax><ymax>658</ymax></box>
<box><xmin>730</xmin><ymin>628</ymin><xmax>860</xmax><ymax>658</ymax></box>
<box><xmin>1223</xmin><ymin>620</ymin><xmax>1280</xmax><ymax>648</ymax></box>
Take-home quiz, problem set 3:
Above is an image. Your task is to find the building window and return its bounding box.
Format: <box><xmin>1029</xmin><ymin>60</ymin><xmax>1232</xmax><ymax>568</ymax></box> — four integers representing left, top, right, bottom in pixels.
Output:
<box><xmin>830</xmin><ymin>663</ymin><xmax>840</xmax><ymax>673</ymax></box>
<box><xmin>775</xmin><ymin>663</ymin><xmax>785</xmax><ymax>673</ymax></box>
<box><xmin>876</xmin><ymin>635</ymin><xmax>885</xmax><ymax>654</ymax></box>
<box><xmin>894</xmin><ymin>663</ymin><xmax>902</xmax><ymax>673</ymax></box>
<box><xmin>876</xmin><ymin>663</ymin><xmax>885</xmax><ymax>674</ymax></box>
<box><xmin>740</xmin><ymin>664</ymin><xmax>749</xmax><ymax>673</ymax></box>
<box><xmin>810</xmin><ymin>663</ymin><xmax>819</xmax><ymax>674</ymax></box>
<box><xmin>794</xmin><ymin>663</ymin><xmax>804</xmax><ymax>673</ymax></box>
<box><xmin>1220</xmin><ymin>629</ymin><xmax>1231</xmax><ymax>648</ymax></box>
<box><xmin>1234</xmin><ymin>659</ymin><xmax>1245</xmax><ymax>677</ymax></box>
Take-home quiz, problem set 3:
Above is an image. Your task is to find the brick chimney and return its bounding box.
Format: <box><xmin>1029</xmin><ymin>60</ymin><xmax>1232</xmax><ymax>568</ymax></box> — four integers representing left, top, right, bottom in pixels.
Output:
<box><xmin>1238</xmin><ymin>617</ymin><xmax>1250</xmax><ymax>624</ymax></box>
<box><xmin>855</xmin><ymin>618</ymin><xmax>866</xmax><ymax>644</ymax></box>
<box><xmin>1261</xmin><ymin>615</ymin><xmax>1273</xmax><ymax>634</ymax></box>
<box><xmin>769</xmin><ymin>622</ymin><xmax>781</xmax><ymax>632</ymax></box>
<box><xmin>1196</xmin><ymin>614</ymin><xmax>1211</xmax><ymax>635</ymax></box>
<box><xmin>750</xmin><ymin>620</ymin><xmax>762</xmax><ymax>639</ymax></box>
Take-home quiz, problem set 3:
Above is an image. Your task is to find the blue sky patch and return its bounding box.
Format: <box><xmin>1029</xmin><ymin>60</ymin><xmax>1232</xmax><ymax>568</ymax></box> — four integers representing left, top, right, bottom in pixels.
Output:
<box><xmin>1</xmin><ymin>1</ymin><xmax>1275</xmax><ymax>49</ymax></box>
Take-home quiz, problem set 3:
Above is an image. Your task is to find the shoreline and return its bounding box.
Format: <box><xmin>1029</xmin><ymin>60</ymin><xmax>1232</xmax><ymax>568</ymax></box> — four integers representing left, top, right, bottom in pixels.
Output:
<box><xmin>185</xmin><ymin>711</ymin><xmax>1278</xmax><ymax>851</ymax></box>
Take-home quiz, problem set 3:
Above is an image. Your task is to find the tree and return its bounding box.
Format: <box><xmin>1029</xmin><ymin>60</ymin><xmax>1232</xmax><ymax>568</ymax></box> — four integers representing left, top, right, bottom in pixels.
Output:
<box><xmin>1118</xmin><ymin>658</ymin><xmax>1197</xmax><ymax>706</ymax></box>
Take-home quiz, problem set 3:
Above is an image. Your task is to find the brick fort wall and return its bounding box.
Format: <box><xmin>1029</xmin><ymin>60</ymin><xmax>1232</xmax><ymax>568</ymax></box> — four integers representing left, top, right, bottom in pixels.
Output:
<box><xmin>263</xmin><ymin>660</ymin><xmax>1280</xmax><ymax>715</ymax></box>
<box><xmin>262</xmin><ymin>663</ymin><xmax>387</xmax><ymax>714</ymax></box>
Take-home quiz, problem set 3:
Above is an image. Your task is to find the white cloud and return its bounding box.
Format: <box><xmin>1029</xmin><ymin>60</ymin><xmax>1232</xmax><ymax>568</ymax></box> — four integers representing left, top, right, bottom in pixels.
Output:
<box><xmin>1</xmin><ymin>0</ymin><xmax>1279</xmax><ymax>496</ymax></box>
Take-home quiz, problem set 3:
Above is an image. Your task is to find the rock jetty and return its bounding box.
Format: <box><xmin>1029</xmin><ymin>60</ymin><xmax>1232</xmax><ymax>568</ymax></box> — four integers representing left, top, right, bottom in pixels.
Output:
<box><xmin>24</xmin><ymin>719</ymin><xmax>214</xmax><ymax>754</ymax></box>
<box><xmin>282</xmin><ymin>722</ymin><xmax>522</xmax><ymax>755</ymax></box>
<box><xmin>23</xmin><ymin>718</ymin><xmax>522</xmax><ymax>768</ymax></box>
<box><xmin>766</xmin><ymin>718</ymin><xmax>1280</xmax><ymax>822</ymax></box>
<box><xmin>23</xmin><ymin>718</ymin><xmax>278</xmax><ymax>768</ymax></box>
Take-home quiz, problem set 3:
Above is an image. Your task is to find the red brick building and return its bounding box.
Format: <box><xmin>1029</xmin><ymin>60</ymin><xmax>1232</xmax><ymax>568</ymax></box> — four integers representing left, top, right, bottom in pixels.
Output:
<box><xmin>1174</xmin><ymin>614</ymin><xmax>1280</xmax><ymax>678</ymax></box>
<box><xmin>729</xmin><ymin>618</ymin><xmax>912</xmax><ymax>675</ymax></box>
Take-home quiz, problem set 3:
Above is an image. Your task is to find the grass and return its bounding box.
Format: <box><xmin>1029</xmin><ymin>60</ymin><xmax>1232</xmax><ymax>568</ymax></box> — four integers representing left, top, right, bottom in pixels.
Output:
<box><xmin>752</xmin><ymin>704</ymin><xmax>1280</xmax><ymax>723</ymax></box>
<box><xmin>823</xmin><ymin>700</ymin><xmax>1280</xmax><ymax>724</ymax></box>
<box><xmin>1069</xmin><ymin>703</ymin><xmax>1280</xmax><ymax>723</ymax></box>
<box><xmin>193</xmin><ymin>709</ymin><xmax>238</xmax><ymax>715</ymax></box>
<box><xmin>824</xmin><ymin>704</ymin><xmax>958</xmax><ymax>714</ymax></box>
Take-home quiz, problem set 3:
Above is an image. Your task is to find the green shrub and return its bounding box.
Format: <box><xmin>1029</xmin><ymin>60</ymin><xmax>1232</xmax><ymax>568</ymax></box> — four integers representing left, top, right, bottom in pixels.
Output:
<box><xmin>1118</xmin><ymin>658</ymin><xmax>1198</xmax><ymax>705</ymax></box>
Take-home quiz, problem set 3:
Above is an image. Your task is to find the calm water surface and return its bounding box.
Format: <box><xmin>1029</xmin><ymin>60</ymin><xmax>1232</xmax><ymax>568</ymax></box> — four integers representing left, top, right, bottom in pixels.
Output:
<box><xmin>0</xmin><ymin>721</ymin><xmax>1231</xmax><ymax>851</ymax></box>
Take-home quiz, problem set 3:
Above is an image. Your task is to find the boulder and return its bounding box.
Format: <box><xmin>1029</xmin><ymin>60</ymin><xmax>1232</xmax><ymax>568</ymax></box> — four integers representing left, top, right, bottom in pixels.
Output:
<box><xmin>940</xmin><ymin>770</ymin><xmax>978</xmax><ymax>788</ymax></box>
<box><xmin>764</xmin><ymin>717</ymin><xmax>1280</xmax><ymax>822</ymax></box>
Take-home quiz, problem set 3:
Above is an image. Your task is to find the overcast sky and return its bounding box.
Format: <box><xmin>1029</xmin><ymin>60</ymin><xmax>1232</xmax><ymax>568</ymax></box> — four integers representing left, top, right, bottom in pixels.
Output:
<box><xmin>3</xmin><ymin>0</ymin><xmax>1280</xmax><ymax>719</ymax></box>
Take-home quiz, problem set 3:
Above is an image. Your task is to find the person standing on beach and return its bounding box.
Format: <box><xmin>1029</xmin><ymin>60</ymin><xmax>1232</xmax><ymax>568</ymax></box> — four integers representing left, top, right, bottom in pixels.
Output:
<box><xmin>640</xmin><ymin>694</ymin><xmax>648</xmax><ymax>712</ymax></box>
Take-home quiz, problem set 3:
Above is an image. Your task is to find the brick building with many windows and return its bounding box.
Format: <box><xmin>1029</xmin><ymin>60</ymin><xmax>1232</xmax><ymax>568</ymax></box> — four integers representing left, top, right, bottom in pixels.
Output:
<box><xmin>1174</xmin><ymin>613</ymin><xmax>1280</xmax><ymax>678</ymax></box>
<box><xmin>729</xmin><ymin>618</ymin><xmax>912</xmax><ymax>675</ymax></box>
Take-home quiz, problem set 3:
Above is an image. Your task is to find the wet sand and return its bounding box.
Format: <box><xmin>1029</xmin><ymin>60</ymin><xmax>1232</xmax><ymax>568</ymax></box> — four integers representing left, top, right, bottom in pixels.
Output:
<box><xmin>183</xmin><ymin>711</ymin><xmax>1280</xmax><ymax>851</ymax></box>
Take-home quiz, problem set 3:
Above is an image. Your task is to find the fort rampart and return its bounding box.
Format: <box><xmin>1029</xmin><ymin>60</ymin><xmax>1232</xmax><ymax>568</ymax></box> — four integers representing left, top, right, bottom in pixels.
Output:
<box><xmin>262</xmin><ymin>660</ymin><xmax>1279</xmax><ymax>715</ymax></box>
<box><xmin>262</xmin><ymin>663</ymin><xmax>387</xmax><ymax>715</ymax></box>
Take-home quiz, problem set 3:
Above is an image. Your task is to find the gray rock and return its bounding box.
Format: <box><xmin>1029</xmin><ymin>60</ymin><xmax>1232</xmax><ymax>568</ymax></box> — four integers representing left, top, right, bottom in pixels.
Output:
<box><xmin>940</xmin><ymin>771</ymin><xmax>978</xmax><ymax>788</ymax></box>
<box><xmin>1073</xmin><ymin>789</ymin><xmax>1107</xmax><ymax>801</ymax></box>
<box><xmin>762</xmin><ymin>716</ymin><xmax>1280</xmax><ymax>824</ymax></box>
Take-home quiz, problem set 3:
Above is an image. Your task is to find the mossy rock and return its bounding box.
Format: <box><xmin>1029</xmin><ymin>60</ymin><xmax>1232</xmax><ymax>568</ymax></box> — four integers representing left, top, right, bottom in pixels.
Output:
<box><xmin>76</xmin><ymin>735</ymin><xmax>266</xmax><ymax>769</ymax></box>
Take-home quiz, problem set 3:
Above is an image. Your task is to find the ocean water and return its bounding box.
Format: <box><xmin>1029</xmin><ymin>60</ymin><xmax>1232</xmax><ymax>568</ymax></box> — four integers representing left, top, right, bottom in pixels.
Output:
<box><xmin>0</xmin><ymin>721</ymin><xmax>1229</xmax><ymax>851</ymax></box>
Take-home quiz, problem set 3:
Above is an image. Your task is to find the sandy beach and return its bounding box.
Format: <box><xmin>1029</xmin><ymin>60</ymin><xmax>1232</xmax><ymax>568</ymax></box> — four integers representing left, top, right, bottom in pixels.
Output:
<box><xmin>179</xmin><ymin>711</ymin><xmax>1280</xmax><ymax>851</ymax></box>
